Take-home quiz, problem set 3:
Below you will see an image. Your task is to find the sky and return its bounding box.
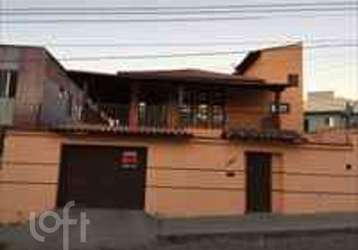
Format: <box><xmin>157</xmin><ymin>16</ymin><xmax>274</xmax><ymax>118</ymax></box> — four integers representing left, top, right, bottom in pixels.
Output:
<box><xmin>0</xmin><ymin>0</ymin><xmax>357</xmax><ymax>99</ymax></box>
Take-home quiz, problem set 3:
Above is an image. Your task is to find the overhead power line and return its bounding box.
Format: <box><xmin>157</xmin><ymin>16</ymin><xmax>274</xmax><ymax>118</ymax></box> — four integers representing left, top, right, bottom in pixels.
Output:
<box><xmin>0</xmin><ymin>43</ymin><xmax>357</xmax><ymax>62</ymax></box>
<box><xmin>3</xmin><ymin>1</ymin><xmax>357</xmax><ymax>11</ymax></box>
<box><xmin>1</xmin><ymin>7</ymin><xmax>357</xmax><ymax>16</ymax></box>
<box><xmin>50</xmin><ymin>44</ymin><xmax>358</xmax><ymax>61</ymax></box>
<box><xmin>1</xmin><ymin>13</ymin><xmax>356</xmax><ymax>24</ymax></box>
<box><xmin>39</xmin><ymin>39</ymin><xmax>358</xmax><ymax>48</ymax></box>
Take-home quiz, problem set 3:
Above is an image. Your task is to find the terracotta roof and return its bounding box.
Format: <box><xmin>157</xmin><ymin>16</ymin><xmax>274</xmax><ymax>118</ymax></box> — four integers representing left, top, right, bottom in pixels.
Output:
<box><xmin>234</xmin><ymin>51</ymin><xmax>261</xmax><ymax>75</ymax></box>
<box><xmin>116</xmin><ymin>69</ymin><xmax>290</xmax><ymax>88</ymax></box>
<box><xmin>68</xmin><ymin>68</ymin><xmax>292</xmax><ymax>89</ymax></box>
<box><xmin>68</xmin><ymin>70</ymin><xmax>117</xmax><ymax>78</ymax></box>
<box><xmin>223</xmin><ymin>127</ymin><xmax>305</xmax><ymax>144</ymax></box>
<box><xmin>51</xmin><ymin>124</ymin><xmax>193</xmax><ymax>138</ymax></box>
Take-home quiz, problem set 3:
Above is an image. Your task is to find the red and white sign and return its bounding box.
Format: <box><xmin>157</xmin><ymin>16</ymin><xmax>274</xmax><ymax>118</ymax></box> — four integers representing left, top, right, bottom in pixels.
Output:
<box><xmin>120</xmin><ymin>151</ymin><xmax>138</xmax><ymax>169</ymax></box>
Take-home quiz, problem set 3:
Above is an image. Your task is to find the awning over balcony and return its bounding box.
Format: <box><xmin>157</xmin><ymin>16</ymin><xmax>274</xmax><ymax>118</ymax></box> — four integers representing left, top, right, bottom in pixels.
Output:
<box><xmin>223</xmin><ymin>127</ymin><xmax>306</xmax><ymax>144</ymax></box>
<box><xmin>116</xmin><ymin>69</ymin><xmax>292</xmax><ymax>90</ymax></box>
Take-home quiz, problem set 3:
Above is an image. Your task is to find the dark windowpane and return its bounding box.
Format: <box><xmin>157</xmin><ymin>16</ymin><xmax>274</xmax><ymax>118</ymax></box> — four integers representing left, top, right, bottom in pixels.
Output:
<box><xmin>0</xmin><ymin>70</ymin><xmax>18</xmax><ymax>98</ymax></box>
<box><xmin>9</xmin><ymin>71</ymin><xmax>18</xmax><ymax>98</ymax></box>
<box><xmin>212</xmin><ymin>105</ymin><xmax>224</xmax><ymax>127</ymax></box>
<box><xmin>67</xmin><ymin>93</ymin><xmax>73</xmax><ymax>116</ymax></box>
<box><xmin>0</xmin><ymin>71</ymin><xmax>7</xmax><ymax>97</ymax></box>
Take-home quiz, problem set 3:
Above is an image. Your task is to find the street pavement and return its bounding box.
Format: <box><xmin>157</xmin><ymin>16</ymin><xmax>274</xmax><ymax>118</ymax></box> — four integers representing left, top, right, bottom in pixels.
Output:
<box><xmin>0</xmin><ymin>211</ymin><xmax>357</xmax><ymax>250</ymax></box>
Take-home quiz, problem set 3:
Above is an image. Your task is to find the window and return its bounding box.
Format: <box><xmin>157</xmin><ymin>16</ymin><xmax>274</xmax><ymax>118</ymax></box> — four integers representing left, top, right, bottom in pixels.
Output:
<box><xmin>0</xmin><ymin>70</ymin><xmax>18</xmax><ymax>98</ymax></box>
<box><xmin>304</xmin><ymin>118</ymin><xmax>309</xmax><ymax>132</ymax></box>
<box><xmin>179</xmin><ymin>88</ymin><xmax>225</xmax><ymax>128</ymax></box>
<box><xmin>212</xmin><ymin>105</ymin><xmax>224</xmax><ymax>126</ymax></box>
<box><xmin>324</xmin><ymin>116</ymin><xmax>335</xmax><ymax>127</ymax></box>
<box><xmin>288</xmin><ymin>74</ymin><xmax>299</xmax><ymax>86</ymax></box>
<box><xmin>67</xmin><ymin>92</ymin><xmax>73</xmax><ymax>116</ymax></box>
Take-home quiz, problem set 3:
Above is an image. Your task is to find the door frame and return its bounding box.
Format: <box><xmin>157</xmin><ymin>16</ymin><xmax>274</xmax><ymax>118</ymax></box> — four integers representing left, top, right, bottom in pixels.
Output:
<box><xmin>56</xmin><ymin>144</ymin><xmax>148</xmax><ymax>209</ymax></box>
<box><xmin>56</xmin><ymin>144</ymin><xmax>70</xmax><ymax>208</ymax></box>
<box><xmin>245</xmin><ymin>151</ymin><xmax>272</xmax><ymax>213</ymax></box>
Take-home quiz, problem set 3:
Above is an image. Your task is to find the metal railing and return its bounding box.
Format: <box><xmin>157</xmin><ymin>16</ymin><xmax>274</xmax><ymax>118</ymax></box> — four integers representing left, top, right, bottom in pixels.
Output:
<box><xmin>82</xmin><ymin>103</ymin><xmax>283</xmax><ymax>132</ymax></box>
<box><xmin>83</xmin><ymin>103</ymin><xmax>228</xmax><ymax>130</ymax></box>
<box><xmin>1</xmin><ymin>101</ymin><xmax>80</xmax><ymax>128</ymax></box>
<box><xmin>2</xmin><ymin>101</ymin><xmax>277</xmax><ymax>132</ymax></box>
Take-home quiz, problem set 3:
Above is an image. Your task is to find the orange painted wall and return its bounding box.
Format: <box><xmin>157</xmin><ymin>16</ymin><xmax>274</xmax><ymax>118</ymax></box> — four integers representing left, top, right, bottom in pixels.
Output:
<box><xmin>240</xmin><ymin>44</ymin><xmax>304</xmax><ymax>132</ymax></box>
<box><xmin>0</xmin><ymin>130</ymin><xmax>357</xmax><ymax>222</ymax></box>
<box><xmin>0</xmin><ymin>132</ymin><xmax>60</xmax><ymax>222</ymax></box>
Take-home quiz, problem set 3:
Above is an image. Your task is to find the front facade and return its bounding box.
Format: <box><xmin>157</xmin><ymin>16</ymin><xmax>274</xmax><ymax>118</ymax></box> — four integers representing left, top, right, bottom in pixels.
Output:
<box><xmin>1</xmin><ymin>44</ymin><xmax>357</xmax><ymax>223</ymax></box>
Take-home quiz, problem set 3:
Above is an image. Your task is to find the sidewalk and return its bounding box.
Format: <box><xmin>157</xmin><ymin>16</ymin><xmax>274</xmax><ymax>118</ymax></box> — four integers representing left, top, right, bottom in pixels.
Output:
<box><xmin>158</xmin><ymin>212</ymin><xmax>358</xmax><ymax>238</ymax></box>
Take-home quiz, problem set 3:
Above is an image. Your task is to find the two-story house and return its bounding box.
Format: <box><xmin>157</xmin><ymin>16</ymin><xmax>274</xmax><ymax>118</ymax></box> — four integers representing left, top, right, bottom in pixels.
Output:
<box><xmin>66</xmin><ymin>68</ymin><xmax>297</xmax><ymax>137</ymax></box>
<box><xmin>0</xmin><ymin>43</ymin><xmax>357</xmax><ymax>223</ymax></box>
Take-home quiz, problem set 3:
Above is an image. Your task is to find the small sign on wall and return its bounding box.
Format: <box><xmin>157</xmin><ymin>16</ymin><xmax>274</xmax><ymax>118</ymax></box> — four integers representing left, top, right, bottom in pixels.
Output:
<box><xmin>120</xmin><ymin>151</ymin><xmax>139</xmax><ymax>169</ymax></box>
<box><xmin>270</xmin><ymin>103</ymin><xmax>290</xmax><ymax>114</ymax></box>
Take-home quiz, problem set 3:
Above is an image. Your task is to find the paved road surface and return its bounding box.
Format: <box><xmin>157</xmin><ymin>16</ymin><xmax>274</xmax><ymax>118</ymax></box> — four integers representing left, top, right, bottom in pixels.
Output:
<box><xmin>0</xmin><ymin>210</ymin><xmax>357</xmax><ymax>250</ymax></box>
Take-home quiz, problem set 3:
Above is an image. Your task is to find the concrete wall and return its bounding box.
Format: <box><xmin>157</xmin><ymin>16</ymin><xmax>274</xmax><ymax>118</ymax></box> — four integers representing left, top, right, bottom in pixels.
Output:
<box><xmin>0</xmin><ymin>46</ymin><xmax>46</xmax><ymax>125</ymax></box>
<box><xmin>240</xmin><ymin>44</ymin><xmax>304</xmax><ymax>132</ymax></box>
<box><xmin>0</xmin><ymin>46</ymin><xmax>46</xmax><ymax>104</ymax></box>
<box><xmin>41</xmin><ymin>54</ymin><xmax>85</xmax><ymax>125</ymax></box>
<box><xmin>0</xmin><ymin>45</ymin><xmax>85</xmax><ymax>127</ymax></box>
<box><xmin>0</xmin><ymin>130</ymin><xmax>357</xmax><ymax>222</ymax></box>
<box><xmin>0</xmin><ymin>131</ymin><xmax>60</xmax><ymax>222</ymax></box>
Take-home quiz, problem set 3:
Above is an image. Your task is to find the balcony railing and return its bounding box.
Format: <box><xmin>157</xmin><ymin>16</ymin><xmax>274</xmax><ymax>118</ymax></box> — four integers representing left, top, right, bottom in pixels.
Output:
<box><xmin>83</xmin><ymin>103</ymin><xmax>227</xmax><ymax>130</ymax></box>
<box><xmin>1</xmin><ymin>101</ymin><xmax>74</xmax><ymax>128</ymax></box>
<box><xmin>3</xmin><ymin>102</ymin><xmax>278</xmax><ymax>136</ymax></box>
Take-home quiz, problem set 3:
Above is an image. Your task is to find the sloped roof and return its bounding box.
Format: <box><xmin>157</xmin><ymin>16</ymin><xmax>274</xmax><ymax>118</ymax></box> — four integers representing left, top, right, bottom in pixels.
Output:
<box><xmin>235</xmin><ymin>51</ymin><xmax>261</xmax><ymax>75</ymax></box>
<box><xmin>116</xmin><ymin>69</ymin><xmax>289</xmax><ymax>88</ymax></box>
<box><xmin>234</xmin><ymin>43</ymin><xmax>302</xmax><ymax>75</ymax></box>
<box><xmin>223</xmin><ymin>127</ymin><xmax>305</xmax><ymax>144</ymax></box>
<box><xmin>52</xmin><ymin>124</ymin><xmax>193</xmax><ymax>138</ymax></box>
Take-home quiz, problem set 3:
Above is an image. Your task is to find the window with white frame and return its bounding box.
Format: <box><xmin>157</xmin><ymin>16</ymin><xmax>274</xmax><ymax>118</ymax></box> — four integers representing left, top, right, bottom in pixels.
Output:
<box><xmin>0</xmin><ymin>70</ymin><xmax>18</xmax><ymax>98</ymax></box>
<box><xmin>324</xmin><ymin>116</ymin><xmax>335</xmax><ymax>127</ymax></box>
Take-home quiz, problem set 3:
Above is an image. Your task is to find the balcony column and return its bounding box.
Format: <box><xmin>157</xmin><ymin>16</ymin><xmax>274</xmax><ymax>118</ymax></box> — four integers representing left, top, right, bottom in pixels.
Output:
<box><xmin>169</xmin><ymin>85</ymin><xmax>183</xmax><ymax>129</ymax></box>
<box><xmin>129</xmin><ymin>83</ymin><xmax>139</xmax><ymax>129</ymax></box>
<box><xmin>272</xmin><ymin>90</ymin><xmax>282</xmax><ymax>130</ymax></box>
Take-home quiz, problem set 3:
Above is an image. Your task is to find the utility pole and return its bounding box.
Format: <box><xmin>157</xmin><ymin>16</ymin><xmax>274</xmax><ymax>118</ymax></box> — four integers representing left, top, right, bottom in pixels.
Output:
<box><xmin>344</xmin><ymin>101</ymin><xmax>355</xmax><ymax>129</ymax></box>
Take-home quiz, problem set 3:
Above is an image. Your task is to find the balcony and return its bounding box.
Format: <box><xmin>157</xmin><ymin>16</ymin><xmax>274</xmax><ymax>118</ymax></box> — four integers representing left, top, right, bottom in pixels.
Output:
<box><xmin>2</xmin><ymin>101</ymin><xmax>283</xmax><ymax>140</ymax></box>
<box><xmin>72</xmin><ymin>102</ymin><xmax>281</xmax><ymax>138</ymax></box>
<box><xmin>81</xmin><ymin>103</ymin><xmax>226</xmax><ymax>136</ymax></box>
<box><xmin>1</xmin><ymin>101</ymin><xmax>71</xmax><ymax>129</ymax></box>
<box><xmin>0</xmin><ymin>100</ymin><xmax>300</xmax><ymax>143</ymax></box>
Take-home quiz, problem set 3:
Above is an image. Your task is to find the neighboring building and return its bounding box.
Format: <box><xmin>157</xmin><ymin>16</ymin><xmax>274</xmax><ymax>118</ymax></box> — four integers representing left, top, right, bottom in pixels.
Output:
<box><xmin>305</xmin><ymin>91</ymin><xmax>358</xmax><ymax>133</ymax></box>
<box><xmin>0</xmin><ymin>43</ymin><xmax>358</xmax><ymax>223</ymax></box>
<box><xmin>0</xmin><ymin>45</ymin><xmax>89</xmax><ymax>129</ymax></box>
